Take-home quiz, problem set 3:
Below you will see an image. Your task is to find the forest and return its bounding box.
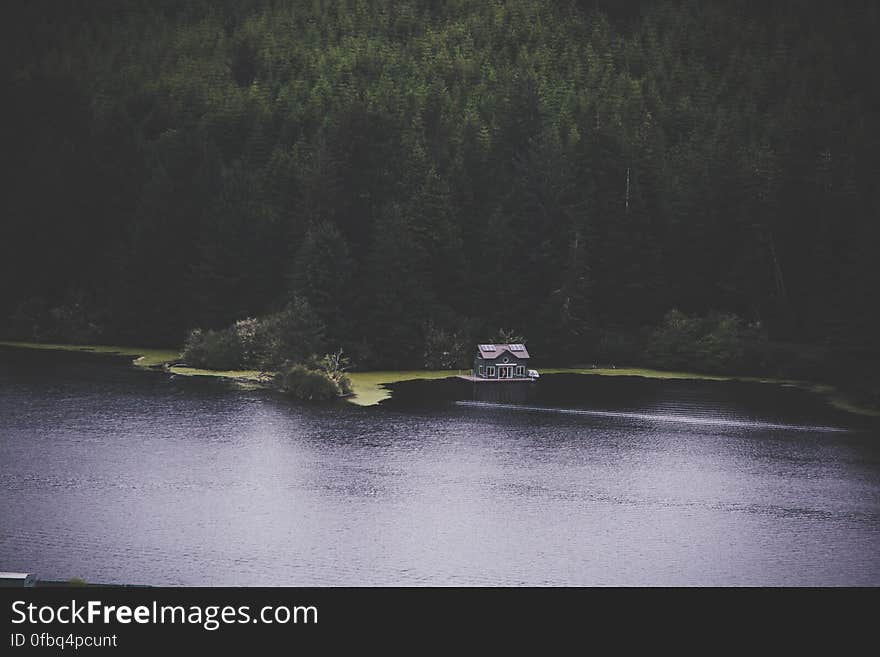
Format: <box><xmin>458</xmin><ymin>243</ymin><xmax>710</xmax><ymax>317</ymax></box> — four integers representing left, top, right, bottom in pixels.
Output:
<box><xmin>1</xmin><ymin>1</ymin><xmax>878</xmax><ymax>400</ymax></box>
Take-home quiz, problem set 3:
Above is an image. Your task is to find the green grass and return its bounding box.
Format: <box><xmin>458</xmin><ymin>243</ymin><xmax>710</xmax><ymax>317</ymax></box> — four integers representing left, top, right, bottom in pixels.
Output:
<box><xmin>3</xmin><ymin>341</ymin><xmax>878</xmax><ymax>416</ymax></box>
<box><xmin>0</xmin><ymin>340</ymin><xmax>271</xmax><ymax>384</ymax></box>
<box><xmin>0</xmin><ymin>340</ymin><xmax>179</xmax><ymax>368</ymax></box>
<box><xmin>346</xmin><ymin>370</ymin><xmax>462</xmax><ymax>405</ymax></box>
<box><xmin>541</xmin><ymin>366</ymin><xmax>799</xmax><ymax>386</ymax></box>
<box><xmin>544</xmin><ymin>366</ymin><xmax>880</xmax><ymax>417</ymax></box>
<box><xmin>168</xmin><ymin>365</ymin><xmax>271</xmax><ymax>383</ymax></box>
<box><xmin>541</xmin><ymin>366</ymin><xmax>734</xmax><ymax>381</ymax></box>
<box><xmin>806</xmin><ymin>384</ymin><xmax>880</xmax><ymax>418</ymax></box>
<box><xmin>827</xmin><ymin>397</ymin><xmax>880</xmax><ymax>418</ymax></box>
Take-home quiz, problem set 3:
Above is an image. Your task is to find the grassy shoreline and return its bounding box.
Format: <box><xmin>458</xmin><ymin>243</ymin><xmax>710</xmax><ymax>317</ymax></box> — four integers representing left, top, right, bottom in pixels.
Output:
<box><xmin>0</xmin><ymin>341</ymin><xmax>180</xmax><ymax>368</ymax></box>
<box><xmin>2</xmin><ymin>340</ymin><xmax>878</xmax><ymax>416</ymax></box>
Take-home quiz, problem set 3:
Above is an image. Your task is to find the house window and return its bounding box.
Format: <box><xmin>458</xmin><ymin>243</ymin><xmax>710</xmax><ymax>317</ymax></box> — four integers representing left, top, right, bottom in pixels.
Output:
<box><xmin>517</xmin><ymin>366</ymin><xmax>524</xmax><ymax>377</ymax></box>
<box><xmin>479</xmin><ymin>365</ymin><xmax>484</xmax><ymax>376</ymax></box>
<box><xmin>487</xmin><ymin>366</ymin><xmax>496</xmax><ymax>377</ymax></box>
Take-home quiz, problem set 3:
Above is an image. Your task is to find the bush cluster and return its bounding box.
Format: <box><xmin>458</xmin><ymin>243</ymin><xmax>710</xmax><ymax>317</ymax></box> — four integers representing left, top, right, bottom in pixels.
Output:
<box><xmin>275</xmin><ymin>364</ymin><xmax>343</xmax><ymax>401</ymax></box>
<box><xmin>645</xmin><ymin>310</ymin><xmax>767</xmax><ymax>375</ymax></box>
<box><xmin>182</xmin><ymin>297</ymin><xmax>325</xmax><ymax>371</ymax></box>
<box><xmin>181</xmin><ymin>326</ymin><xmax>243</xmax><ymax>371</ymax></box>
<box><xmin>182</xmin><ymin>298</ymin><xmax>352</xmax><ymax>401</ymax></box>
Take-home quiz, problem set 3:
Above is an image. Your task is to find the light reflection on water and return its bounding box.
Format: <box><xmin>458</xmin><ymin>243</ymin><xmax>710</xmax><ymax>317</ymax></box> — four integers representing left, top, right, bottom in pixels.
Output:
<box><xmin>456</xmin><ymin>400</ymin><xmax>850</xmax><ymax>432</ymax></box>
<box><xmin>1</xmin><ymin>348</ymin><xmax>878</xmax><ymax>586</ymax></box>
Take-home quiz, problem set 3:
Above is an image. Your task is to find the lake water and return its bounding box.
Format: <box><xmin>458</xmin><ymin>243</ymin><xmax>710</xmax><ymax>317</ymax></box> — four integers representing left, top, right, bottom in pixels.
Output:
<box><xmin>1</xmin><ymin>347</ymin><xmax>878</xmax><ymax>586</ymax></box>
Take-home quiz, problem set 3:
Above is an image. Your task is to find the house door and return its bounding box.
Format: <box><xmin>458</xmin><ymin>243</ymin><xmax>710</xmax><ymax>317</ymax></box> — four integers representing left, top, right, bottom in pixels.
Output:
<box><xmin>499</xmin><ymin>365</ymin><xmax>513</xmax><ymax>379</ymax></box>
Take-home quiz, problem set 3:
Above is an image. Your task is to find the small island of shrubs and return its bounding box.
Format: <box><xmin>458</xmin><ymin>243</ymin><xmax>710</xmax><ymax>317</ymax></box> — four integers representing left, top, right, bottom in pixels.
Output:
<box><xmin>182</xmin><ymin>297</ymin><xmax>351</xmax><ymax>401</ymax></box>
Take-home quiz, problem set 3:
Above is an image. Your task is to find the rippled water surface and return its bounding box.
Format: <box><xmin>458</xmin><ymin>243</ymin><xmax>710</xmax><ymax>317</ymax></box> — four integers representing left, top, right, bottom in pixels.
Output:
<box><xmin>1</xmin><ymin>348</ymin><xmax>878</xmax><ymax>585</ymax></box>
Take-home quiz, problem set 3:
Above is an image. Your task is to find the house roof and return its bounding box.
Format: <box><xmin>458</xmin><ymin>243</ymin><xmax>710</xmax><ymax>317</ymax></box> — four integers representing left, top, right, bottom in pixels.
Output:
<box><xmin>476</xmin><ymin>344</ymin><xmax>530</xmax><ymax>359</ymax></box>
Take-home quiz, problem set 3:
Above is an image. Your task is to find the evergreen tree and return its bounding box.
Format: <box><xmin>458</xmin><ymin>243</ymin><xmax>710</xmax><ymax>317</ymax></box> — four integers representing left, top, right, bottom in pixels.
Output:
<box><xmin>290</xmin><ymin>220</ymin><xmax>353</xmax><ymax>339</ymax></box>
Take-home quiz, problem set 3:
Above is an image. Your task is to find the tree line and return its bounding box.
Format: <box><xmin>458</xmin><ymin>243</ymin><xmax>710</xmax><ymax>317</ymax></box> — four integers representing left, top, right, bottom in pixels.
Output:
<box><xmin>1</xmin><ymin>1</ymin><xmax>878</xmax><ymax>392</ymax></box>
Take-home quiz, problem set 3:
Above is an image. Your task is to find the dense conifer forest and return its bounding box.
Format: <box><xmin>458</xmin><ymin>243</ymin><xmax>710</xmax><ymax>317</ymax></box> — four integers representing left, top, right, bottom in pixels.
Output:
<box><xmin>2</xmin><ymin>1</ymin><xmax>878</xmax><ymax>395</ymax></box>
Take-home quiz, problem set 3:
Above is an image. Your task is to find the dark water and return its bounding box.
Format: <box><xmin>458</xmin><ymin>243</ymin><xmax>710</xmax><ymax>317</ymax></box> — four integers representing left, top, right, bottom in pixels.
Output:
<box><xmin>1</xmin><ymin>348</ymin><xmax>879</xmax><ymax>586</ymax></box>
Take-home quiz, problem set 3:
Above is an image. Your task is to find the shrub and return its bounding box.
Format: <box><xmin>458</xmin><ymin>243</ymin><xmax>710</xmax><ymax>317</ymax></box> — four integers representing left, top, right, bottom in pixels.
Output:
<box><xmin>253</xmin><ymin>297</ymin><xmax>326</xmax><ymax>370</ymax></box>
<box><xmin>276</xmin><ymin>363</ymin><xmax>342</xmax><ymax>401</ymax></box>
<box><xmin>182</xmin><ymin>327</ymin><xmax>242</xmax><ymax>370</ymax></box>
<box><xmin>693</xmin><ymin>313</ymin><xmax>751</xmax><ymax>371</ymax></box>
<box><xmin>337</xmin><ymin>374</ymin><xmax>353</xmax><ymax>396</ymax></box>
<box><xmin>312</xmin><ymin>349</ymin><xmax>353</xmax><ymax>395</ymax></box>
<box><xmin>646</xmin><ymin>309</ymin><xmax>766</xmax><ymax>374</ymax></box>
<box><xmin>182</xmin><ymin>297</ymin><xmax>326</xmax><ymax>372</ymax></box>
<box><xmin>645</xmin><ymin>309</ymin><xmax>702</xmax><ymax>370</ymax></box>
<box><xmin>232</xmin><ymin>317</ymin><xmax>262</xmax><ymax>368</ymax></box>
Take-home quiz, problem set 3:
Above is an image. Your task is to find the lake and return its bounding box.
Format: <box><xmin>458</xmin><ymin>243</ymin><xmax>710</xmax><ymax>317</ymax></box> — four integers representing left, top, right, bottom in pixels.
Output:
<box><xmin>1</xmin><ymin>347</ymin><xmax>878</xmax><ymax>585</ymax></box>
